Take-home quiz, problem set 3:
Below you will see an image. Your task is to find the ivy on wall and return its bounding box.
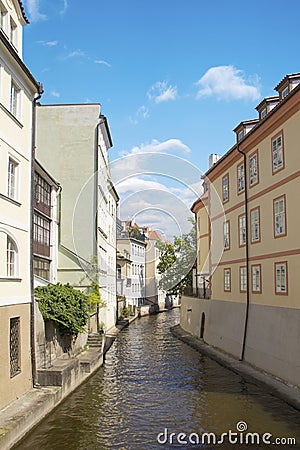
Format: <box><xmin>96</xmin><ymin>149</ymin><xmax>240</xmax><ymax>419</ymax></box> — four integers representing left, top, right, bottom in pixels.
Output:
<box><xmin>35</xmin><ymin>283</ymin><xmax>90</xmax><ymax>336</ymax></box>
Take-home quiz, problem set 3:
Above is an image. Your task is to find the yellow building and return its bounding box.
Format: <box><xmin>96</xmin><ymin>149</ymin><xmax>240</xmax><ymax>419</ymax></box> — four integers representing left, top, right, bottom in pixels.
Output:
<box><xmin>181</xmin><ymin>73</ymin><xmax>300</xmax><ymax>388</ymax></box>
<box><xmin>0</xmin><ymin>0</ymin><xmax>41</xmax><ymax>409</ymax></box>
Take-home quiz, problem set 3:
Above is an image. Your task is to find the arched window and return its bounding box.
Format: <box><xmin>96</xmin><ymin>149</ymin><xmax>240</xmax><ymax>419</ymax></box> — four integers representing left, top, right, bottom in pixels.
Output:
<box><xmin>7</xmin><ymin>236</ymin><xmax>18</xmax><ymax>277</ymax></box>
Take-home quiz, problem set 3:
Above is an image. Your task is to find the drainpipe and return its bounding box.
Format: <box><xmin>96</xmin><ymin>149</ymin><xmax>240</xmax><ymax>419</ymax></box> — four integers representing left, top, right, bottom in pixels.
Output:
<box><xmin>236</xmin><ymin>139</ymin><xmax>250</xmax><ymax>361</ymax></box>
<box><xmin>30</xmin><ymin>83</ymin><xmax>44</xmax><ymax>386</ymax></box>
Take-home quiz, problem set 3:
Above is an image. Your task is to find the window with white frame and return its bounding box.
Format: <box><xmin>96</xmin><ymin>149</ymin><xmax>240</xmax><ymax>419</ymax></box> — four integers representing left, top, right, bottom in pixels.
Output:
<box><xmin>7</xmin><ymin>157</ymin><xmax>18</xmax><ymax>200</ymax></box>
<box><xmin>250</xmin><ymin>208</ymin><xmax>260</xmax><ymax>243</ymax></box>
<box><xmin>224</xmin><ymin>268</ymin><xmax>231</xmax><ymax>291</ymax></box>
<box><xmin>239</xmin><ymin>266</ymin><xmax>247</xmax><ymax>292</ymax></box>
<box><xmin>251</xmin><ymin>265</ymin><xmax>261</xmax><ymax>292</ymax></box>
<box><xmin>272</xmin><ymin>134</ymin><xmax>284</xmax><ymax>173</ymax></box>
<box><xmin>237</xmin><ymin>163</ymin><xmax>245</xmax><ymax>193</ymax></box>
<box><xmin>7</xmin><ymin>236</ymin><xmax>18</xmax><ymax>277</ymax></box>
<box><xmin>239</xmin><ymin>214</ymin><xmax>246</xmax><ymax>246</ymax></box>
<box><xmin>274</xmin><ymin>196</ymin><xmax>286</xmax><ymax>237</ymax></box>
<box><xmin>10</xmin><ymin>80</ymin><xmax>20</xmax><ymax>118</ymax></box>
<box><xmin>249</xmin><ymin>152</ymin><xmax>258</xmax><ymax>186</ymax></box>
<box><xmin>223</xmin><ymin>221</ymin><xmax>230</xmax><ymax>250</ymax></box>
<box><xmin>275</xmin><ymin>262</ymin><xmax>288</xmax><ymax>294</ymax></box>
<box><xmin>222</xmin><ymin>174</ymin><xmax>229</xmax><ymax>203</ymax></box>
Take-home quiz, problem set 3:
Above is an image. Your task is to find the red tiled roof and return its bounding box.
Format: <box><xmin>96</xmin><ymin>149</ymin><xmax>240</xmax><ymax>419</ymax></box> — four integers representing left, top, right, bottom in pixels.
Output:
<box><xmin>148</xmin><ymin>230</ymin><xmax>163</xmax><ymax>241</ymax></box>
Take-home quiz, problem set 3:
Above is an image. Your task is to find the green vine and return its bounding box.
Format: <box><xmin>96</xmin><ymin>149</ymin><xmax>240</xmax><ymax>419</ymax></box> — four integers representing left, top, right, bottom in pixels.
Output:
<box><xmin>87</xmin><ymin>281</ymin><xmax>106</xmax><ymax>312</ymax></box>
<box><xmin>34</xmin><ymin>283</ymin><xmax>90</xmax><ymax>336</ymax></box>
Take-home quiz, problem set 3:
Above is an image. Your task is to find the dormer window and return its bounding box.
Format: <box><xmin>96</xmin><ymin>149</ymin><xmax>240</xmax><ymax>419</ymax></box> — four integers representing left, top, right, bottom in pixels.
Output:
<box><xmin>261</xmin><ymin>108</ymin><xmax>267</xmax><ymax>119</ymax></box>
<box><xmin>238</xmin><ymin>130</ymin><xmax>244</xmax><ymax>142</ymax></box>
<box><xmin>282</xmin><ymin>87</ymin><xmax>289</xmax><ymax>99</ymax></box>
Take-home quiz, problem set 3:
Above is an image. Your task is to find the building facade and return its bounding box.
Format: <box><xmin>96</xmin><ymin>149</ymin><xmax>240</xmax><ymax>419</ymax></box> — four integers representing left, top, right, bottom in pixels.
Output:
<box><xmin>181</xmin><ymin>73</ymin><xmax>300</xmax><ymax>387</ymax></box>
<box><xmin>0</xmin><ymin>0</ymin><xmax>41</xmax><ymax>409</ymax></box>
<box><xmin>117</xmin><ymin>221</ymin><xmax>146</xmax><ymax>312</ymax></box>
<box><xmin>33</xmin><ymin>160</ymin><xmax>59</xmax><ymax>287</ymax></box>
<box><xmin>35</xmin><ymin>104</ymin><xmax>119</xmax><ymax>332</ymax></box>
<box><xmin>145</xmin><ymin>230</ymin><xmax>166</xmax><ymax>310</ymax></box>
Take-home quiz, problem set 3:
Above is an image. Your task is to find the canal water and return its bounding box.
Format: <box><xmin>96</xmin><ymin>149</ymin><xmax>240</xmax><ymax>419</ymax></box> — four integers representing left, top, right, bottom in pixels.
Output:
<box><xmin>15</xmin><ymin>309</ymin><xmax>300</xmax><ymax>449</ymax></box>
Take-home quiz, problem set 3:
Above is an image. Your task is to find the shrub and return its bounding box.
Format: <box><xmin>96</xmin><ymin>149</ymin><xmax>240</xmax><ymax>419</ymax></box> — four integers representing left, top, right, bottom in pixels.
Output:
<box><xmin>34</xmin><ymin>283</ymin><xmax>90</xmax><ymax>336</ymax></box>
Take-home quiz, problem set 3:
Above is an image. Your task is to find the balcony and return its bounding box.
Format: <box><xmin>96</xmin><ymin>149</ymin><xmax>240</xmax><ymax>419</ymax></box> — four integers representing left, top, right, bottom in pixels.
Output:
<box><xmin>183</xmin><ymin>286</ymin><xmax>210</xmax><ymax>300</ymax></box>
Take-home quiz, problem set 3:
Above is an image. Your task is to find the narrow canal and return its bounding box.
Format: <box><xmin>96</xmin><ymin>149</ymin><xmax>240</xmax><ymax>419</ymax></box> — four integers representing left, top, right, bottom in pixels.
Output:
<box><xmin>15</xmin><ymin>309</ymin><xmax>300</xmax><ymax>449</ymax></box>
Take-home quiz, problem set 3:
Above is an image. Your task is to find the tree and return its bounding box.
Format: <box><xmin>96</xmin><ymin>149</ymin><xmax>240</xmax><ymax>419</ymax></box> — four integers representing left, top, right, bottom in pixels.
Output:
<box><xmin>156</xmin><ymin>218</ymin><xmax>196</xmax><ymax>295</ymax></box>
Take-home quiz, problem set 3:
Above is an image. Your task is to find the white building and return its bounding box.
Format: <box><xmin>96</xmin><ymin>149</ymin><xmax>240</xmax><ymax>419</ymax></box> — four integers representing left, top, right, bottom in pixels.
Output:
<box><xmin>0</xmin><ymin>0</ymin><xmax>41</xmax><ymax>410</ymax></box>
<box><xmin>117</xmin><ymin>221</ymin><xmax>146</xmax><ymax>312</ymax></box>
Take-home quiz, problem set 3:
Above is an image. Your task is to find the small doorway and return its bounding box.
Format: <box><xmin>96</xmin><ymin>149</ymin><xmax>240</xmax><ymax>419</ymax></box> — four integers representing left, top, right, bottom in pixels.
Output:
<box><xmin>200</xmin><ymin>312</ymin><xmax>205</xmax><ymax>339</ymax></box>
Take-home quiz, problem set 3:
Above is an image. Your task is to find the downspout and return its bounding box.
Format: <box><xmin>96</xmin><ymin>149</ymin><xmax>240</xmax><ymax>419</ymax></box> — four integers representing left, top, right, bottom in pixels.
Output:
<box><xmin>30</xmin><ymin>83</ymin><xmax>44</xmax><ymax>386</ymax></box>
<box><xmin>236</xmin><ymin>139</ymin><xmax>250</xmax><ymax>361</ymax></box>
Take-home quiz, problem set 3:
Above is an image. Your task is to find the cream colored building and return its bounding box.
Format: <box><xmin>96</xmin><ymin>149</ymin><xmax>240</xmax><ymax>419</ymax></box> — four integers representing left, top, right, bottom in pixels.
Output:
<box><xmin>145</xmin><ymin>230</ymin><xmax>166</xmax><ymax>310</ymax></box>
<box><xmin>35</xmin><ymin>104</ymin><xmax>119</xmax><ymax>332</ymax></box>
<box><xmin>181</xmin><ymin>73</ymin><xmax>300</xmax><ymax>387</ymax></box>
<box><xmin>0</xmin><ymin>0</ymin><xmax>41</xmax><ymax>410</ymax></box>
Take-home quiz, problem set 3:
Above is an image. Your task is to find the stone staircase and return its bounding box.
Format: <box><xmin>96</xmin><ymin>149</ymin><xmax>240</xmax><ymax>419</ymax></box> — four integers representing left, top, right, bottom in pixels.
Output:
<box><xmin>87</xmin><ymin>332</ymin><xmax>103</xmax><ymax>349</ymax></box>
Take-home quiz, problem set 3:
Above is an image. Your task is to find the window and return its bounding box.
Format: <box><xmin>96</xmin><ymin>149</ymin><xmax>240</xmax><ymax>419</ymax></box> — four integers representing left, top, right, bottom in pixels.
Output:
<box><xmin>273</xmin><ymin>195</ymin><xmax>286</xmax><ymax>237</ymax></box>
<box><xmin>33</xmin><ymin>213</ymin><xmax>50</xmax><ymax>246</ymax></box>
<box><xmin>282</xmin><ymin>87</ymin><xmax>289</xmax><ymax>98</ymax></box>
<box><xmin>0</xmin><ymin>3</ymin><xmax>7</xmax><ymax>32</ymax></box>
<box><xmin>10</xmin><ymin>317</ymin><xmax>21</xmax><ymax>378</ymax></box>
<box><xmin>238</xmin><ymin>214</ymin><xmax>246</xmax><ymax>247</ymax></box>
<box><xmin>7</xmin><ymin>158</ymin><xmax>18</xmax><ymax>200</ymax></box>
<box><xmin>251</xmin><ymin>265</ymin><xmax>261</xmax><ymax>293</ymax></box>
<box><xmin>224</xmin><ymin>268</ymin><xmax>231</xmax><ymax>292</ymax></box>
<box><xmin>7</xmin><ymin>236</ymin><xmax>18</xmax><ymax>277</ymax></box>
<box><xmin>10</xmin><ymin>17</ymin><xmax>17</xmax><ymax>47</ymax></box>
<box><xmin>272</xmin><ymin>133</ymin><xmax>284</xmax><ymax>173</ymax></box>
<box><xmin>33</xmin><ymin>258</ymin><xmax>50</xmax><ymax>281</ymax></box>
<box><xmin>239</xmin><ymin>266</ymin><xmax>247</xmax><ymax>292</ymax></box>
<box><xmin>238</xmin><ymin>130</ymin><xmax>244</xmax><ymax>142</ymax></box>
<box><xmin>34</xmin><ymin>172</ymin><xmax>51</xmax><ymax>208</ymax></box>
<box><xmin>10</xmin><ymin>80</ymin><xmax>20</xmax><ymax>117</ymax></box>
<box><xmin>250</xmin><ymin>207</ymin><xmax>260</xmax><ymax>243</ymax></box>
<box><xmin>222</xmin><ymin>174</ymin><xmax>229</xmax><ymax>203</ymax></box>
<box><xmin>261</xmin><ymin>108</ymin><xmax>267</xmax><ymax>119</ymax></box>
<box><xmin>249</xmin><ymin>151</ymin><xmax>259</xmax><ymax>187</ymax></box>
<box><xmin>237</xmin><ymin>163</ymin><xmax>245</xmax><ymax>193</ymax></box>
<box><xmin>223</xmin><ymin>221</ymin><xmax>230</xmax><ymax>250</ymax></box>
<box><xmin>275</xmin><ymin>262</ymin><xmax>288</xmax><ymax>294</ymax></box>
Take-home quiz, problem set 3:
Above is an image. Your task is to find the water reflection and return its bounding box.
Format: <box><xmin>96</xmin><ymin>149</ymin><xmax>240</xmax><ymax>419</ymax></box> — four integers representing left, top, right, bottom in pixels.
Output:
<box><xmin>15</xmin><ymin>309</ymin><xmax>300</xmax><ymax>449</ymax></box>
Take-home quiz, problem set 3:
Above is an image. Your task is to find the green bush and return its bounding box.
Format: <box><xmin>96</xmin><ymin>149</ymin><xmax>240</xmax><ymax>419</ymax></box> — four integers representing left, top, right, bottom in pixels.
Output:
<box><xmin>34</xmin><ymin>283</ymin><xmax>90</xmax><ymax>336</ymax></box>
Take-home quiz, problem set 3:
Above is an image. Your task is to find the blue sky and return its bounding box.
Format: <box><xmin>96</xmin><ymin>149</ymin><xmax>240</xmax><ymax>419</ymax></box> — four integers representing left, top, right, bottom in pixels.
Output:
<box><xmin>23</xmin><ymin>0</ymin><xmax>300</xmax><ymax>237</ymax></box>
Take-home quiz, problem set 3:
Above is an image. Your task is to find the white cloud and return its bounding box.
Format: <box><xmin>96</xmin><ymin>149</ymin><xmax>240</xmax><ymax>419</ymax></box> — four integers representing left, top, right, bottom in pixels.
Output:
<box><xmin>129</xmin><ymin>105</ymin><xmax>150</xmax><ymax>125</ymax></box>
<box><xmin>147</xmin><ymin>81</ymin><xmax>178</xmax><ymax>103</ymax></box>
<box><xmin>65</xmin><ymin>49</ymin><xmax>85</xmax><ymax>59</ymax></box>
<box><xmin>25</xmin><ymin>0</ymin><xmax>47</xmax><ymax>22</ymax></box>
<box><xmin>94</xmin><ymin>60</ymin><xmax>111</xmax><ymax>68</ymax></box>
<box><xmin>51</xmin><ymin>91</ymin><xmax>60</xmax><ymax>98</ymax></box>
<box><xmin>37</xmin><ymin>40</ymin><xmax>58</xmax><ymax>47</ymax></box>
<box><xmin>60</xmin><ymin>0</ymin><xmax>68</xmax><ymax>15</ymax></box>
<box><xmin>196</xmin><ymin>66</ymin><xmax>261</xmax><ymax>101</ymax></box>
<box><xmin>122</xmin><ymin>138</ymin><xmax>190</xmax><ymax>156</ymax></box>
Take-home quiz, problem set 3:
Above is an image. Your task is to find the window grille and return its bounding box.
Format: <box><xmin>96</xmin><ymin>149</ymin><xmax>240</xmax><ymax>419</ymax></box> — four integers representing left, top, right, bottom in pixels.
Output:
<box><xmin>10</xmin><ymin>317</ymin><xmax>20</xmax><ymax>378</ymax></box>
